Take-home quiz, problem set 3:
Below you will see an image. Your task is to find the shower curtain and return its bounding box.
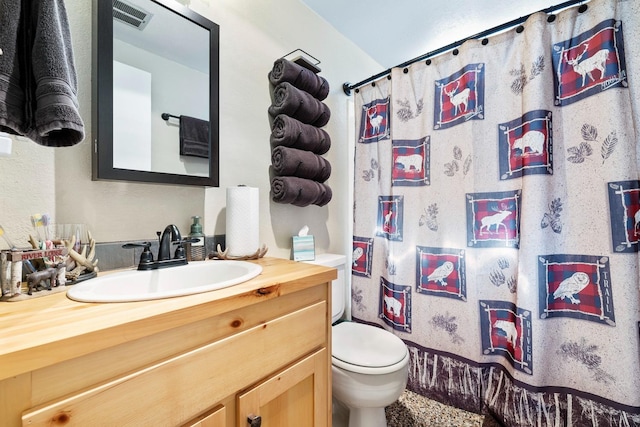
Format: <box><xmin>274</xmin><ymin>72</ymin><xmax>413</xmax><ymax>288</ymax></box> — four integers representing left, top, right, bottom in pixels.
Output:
<box><xmin>351</xmin><ymin>0</ymin><xmax>640</xmax><ymax>425</ymax></box>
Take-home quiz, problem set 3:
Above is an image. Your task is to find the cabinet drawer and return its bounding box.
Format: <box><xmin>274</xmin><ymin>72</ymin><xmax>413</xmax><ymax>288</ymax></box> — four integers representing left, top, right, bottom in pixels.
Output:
<box><xmin>22</xmin><ymin>301</ymin><xmax>327</xmax><ymax>426</ymax></box>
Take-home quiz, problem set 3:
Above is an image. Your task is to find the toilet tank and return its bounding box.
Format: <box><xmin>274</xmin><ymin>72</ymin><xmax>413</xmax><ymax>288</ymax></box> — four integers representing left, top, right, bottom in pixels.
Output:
<box><xmin>306</xmin><ymin>254</ymin><xmax>346</xmax><ymax>323</ymax></box>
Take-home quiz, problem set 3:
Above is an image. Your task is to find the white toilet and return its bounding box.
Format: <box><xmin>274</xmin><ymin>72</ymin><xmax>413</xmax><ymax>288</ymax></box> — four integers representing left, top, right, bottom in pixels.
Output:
<box><xmin>308</xmin><ymin>254</ymin><xmax>409</xmax><ymax>427</ymax></box>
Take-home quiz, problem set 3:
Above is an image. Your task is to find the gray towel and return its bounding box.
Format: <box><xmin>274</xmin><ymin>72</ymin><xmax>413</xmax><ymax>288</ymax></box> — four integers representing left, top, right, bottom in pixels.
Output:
<box><xmin>271</xmin><ymin>146</ymin><xmax>331</xmax><ymax>182</ymax></box>
<box><xmin>271</xmin><ymin>176</ymin><xmax>332</xmax><ymax>207</ymax></box>
<box><xmin>268</xmin><ymin>58</ymin><xmax>330</xmax><ymax>101</ymax></box>
<box><xmin>0</xmin><ymin>1</ymin><xmax>27</xmax><ymax>136</ymax></box>
<box><xmin>270</xmin><ymin>114</ymin><xmax>331</xmax><ymax>155</ymax></box>
<box><xmin>179</xmin><ymin>116</ymin><xmax>210</xmax><ymax>158</ymax></box>
<box><xmin>268</xmin><ymin>82</ymin><xmax>331</xmax><ymax>127</ymax></box>
<box><xmin>0</xmin><ymin>0</ymin><xmax>84</xmax><ymax>147</ymax></box>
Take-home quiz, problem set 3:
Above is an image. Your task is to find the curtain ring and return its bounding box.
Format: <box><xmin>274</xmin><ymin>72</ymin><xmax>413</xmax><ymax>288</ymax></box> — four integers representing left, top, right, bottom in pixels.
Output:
<box><xmin>452</xmin><ymin>48</ymin><xmax>459</xmax><ymax>56</ymax></box>
<box><xmin>426</xmin><ymin>59</ymin><xmax>432</xmax><ymax>65</ymax></box>
<box><xmin>387</xmin><ymin>75</ymin><xmax>391</xmax><ymax>80</ymax></box>
<box><xmin>547</xmin><ymin>14</ymin><xmax>556</xmax><ymax>23</ymax></box>
<box><xmin>578</xmin><ymin>4</ymin><xmax>588</xmax><ymax>13</ymax></box>
<box><xmin>481</xmin><ymin>38</ymin><xmax>489</xmax><ymax>45</ymax></box>
<box><xmin>403</xmin><ymin>68</ymin><xmax>408</xmax><ymax>74</ymax></box>
<box><xmin>516</xmin><ymin>25</ymin><xmax>524</xmax><ymax>33</ymax></box>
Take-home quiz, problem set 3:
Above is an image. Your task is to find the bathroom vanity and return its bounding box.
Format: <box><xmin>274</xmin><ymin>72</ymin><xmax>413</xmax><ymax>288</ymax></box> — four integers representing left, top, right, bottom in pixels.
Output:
<box><xmin>0</xmin><ymin>257</ymin><xmax>335</xmax><ymax>426</ymax></box>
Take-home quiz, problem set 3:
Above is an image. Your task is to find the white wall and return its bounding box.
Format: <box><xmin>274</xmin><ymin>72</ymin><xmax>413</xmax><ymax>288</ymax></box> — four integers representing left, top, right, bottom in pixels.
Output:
<box><xmin>197</xmin><ymin>0</ymin><xmax>381</xmax><ymax>259</ymax></box>
<box><xmin>0</xmin><ymin>0</ymin><xmax>381</xmax><ymax>260</ymax></box>
<box><xmin>0</xmin><ymin>139</ymin><xmax>56</xmax><ymax>247</ymax></box>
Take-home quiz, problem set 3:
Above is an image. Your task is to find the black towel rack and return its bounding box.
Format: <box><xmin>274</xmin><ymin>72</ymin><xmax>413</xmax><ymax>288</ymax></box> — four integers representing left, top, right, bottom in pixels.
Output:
<box><xmin>282</xmin><ymin>49</ymin><xmax>322</xmax><ymax>73</ymax></box>
<box><xmin>161</xmin><ymin>113</ymin><xmax>179</xmax><ymax>121</ymax></box>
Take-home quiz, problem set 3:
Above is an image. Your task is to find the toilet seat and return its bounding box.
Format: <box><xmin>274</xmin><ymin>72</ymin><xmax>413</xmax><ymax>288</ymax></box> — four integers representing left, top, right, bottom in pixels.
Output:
<box><xmin>332</xmin><ymin>322</ymin><xmax>409</xmax><ymax>375</ymax></box>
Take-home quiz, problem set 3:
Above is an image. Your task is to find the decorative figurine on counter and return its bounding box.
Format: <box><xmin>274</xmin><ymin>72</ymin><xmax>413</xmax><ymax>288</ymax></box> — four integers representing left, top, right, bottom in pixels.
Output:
<box><xmin>28</xmin><ymin>229</ymin><xmax>99</xmax><ymax>283</ymax></box>
<box><xmin>26</xmin><ymin>263</ymin><xmax>65</xmax><ymax>295</ymax></box>
<box><xmin>60</xmin><ymin>231</ymin><xmax>99</xmax><ymax>282</ymax></box>
<box><xmin>0</xmin><ymin>224</ymin><xmax>99</xmax><ymax>301</ymax></box>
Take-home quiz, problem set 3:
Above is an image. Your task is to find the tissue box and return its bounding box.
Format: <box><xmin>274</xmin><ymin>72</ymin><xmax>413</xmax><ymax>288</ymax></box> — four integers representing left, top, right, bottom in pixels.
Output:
<box><xmin>292</xmin><ymin>235</ymin><xmax>315</xmax><ymax>261</ymax></box>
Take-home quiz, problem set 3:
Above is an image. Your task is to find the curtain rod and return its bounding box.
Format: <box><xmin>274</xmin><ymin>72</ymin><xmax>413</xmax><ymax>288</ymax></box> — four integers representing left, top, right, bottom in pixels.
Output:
<box><xmin>342</xmin><ymin>0</ymin><xmax>589</xmax><ymax>95</ymax></box>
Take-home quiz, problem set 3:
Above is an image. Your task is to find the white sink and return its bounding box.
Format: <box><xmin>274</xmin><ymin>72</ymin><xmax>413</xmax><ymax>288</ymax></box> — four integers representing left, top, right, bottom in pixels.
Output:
<box><xmin>66</xmin><ymin>260</ymin><xmax>262</xmax><ymax>303</ymax></box>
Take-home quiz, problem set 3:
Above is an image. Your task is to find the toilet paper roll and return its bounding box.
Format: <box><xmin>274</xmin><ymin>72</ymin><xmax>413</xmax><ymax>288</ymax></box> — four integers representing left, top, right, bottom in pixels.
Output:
<box><xmin>226</xmin><ymin>186</ymin><xmax>260</xmax><ymax>257</ymax></box>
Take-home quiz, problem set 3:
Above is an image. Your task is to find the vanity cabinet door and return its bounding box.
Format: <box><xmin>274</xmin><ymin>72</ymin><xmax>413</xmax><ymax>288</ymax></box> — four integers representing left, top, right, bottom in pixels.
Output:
<box><xmin>237</xmin><ymin>348</ymin><xmax>328</xmax><ymax>427</ymax></box>
<box><xmin>182</xmin><ymin>404</ymin><xmax>226</xmax><ymax>427</ymax></box>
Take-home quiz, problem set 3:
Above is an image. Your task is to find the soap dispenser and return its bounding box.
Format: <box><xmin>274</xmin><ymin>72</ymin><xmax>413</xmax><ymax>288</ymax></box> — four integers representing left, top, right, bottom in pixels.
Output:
<box><xmin>188</xmin><ymin>216</ymin><xmax>205</xmax><ymax>261</ymax></box>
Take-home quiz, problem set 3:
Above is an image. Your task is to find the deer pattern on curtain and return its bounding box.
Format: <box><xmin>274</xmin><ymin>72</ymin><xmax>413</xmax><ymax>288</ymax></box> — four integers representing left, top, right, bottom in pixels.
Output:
<box><xmin>352</xmin><ymin>0</ymin><xmax>640</xmax><ymax>425</ymax></box>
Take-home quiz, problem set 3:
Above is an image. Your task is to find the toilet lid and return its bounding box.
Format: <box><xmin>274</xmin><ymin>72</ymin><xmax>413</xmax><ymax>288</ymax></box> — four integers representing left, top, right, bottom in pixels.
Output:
<box><xmin>332</xmin><ymin>322</ymin><xmax>407</xmax><ymax>368</ymax></box>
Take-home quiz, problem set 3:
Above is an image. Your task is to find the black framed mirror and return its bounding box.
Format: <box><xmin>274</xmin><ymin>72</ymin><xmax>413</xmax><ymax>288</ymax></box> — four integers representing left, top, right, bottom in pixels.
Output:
<box><xmin>92</xmin><ymin>0</ymin><xmax>219</xmax><ymax>186</ymax></box>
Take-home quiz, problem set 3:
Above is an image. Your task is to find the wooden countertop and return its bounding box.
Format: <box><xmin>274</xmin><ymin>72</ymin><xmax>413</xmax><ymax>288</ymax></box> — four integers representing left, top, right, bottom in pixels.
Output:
<box><xmin>0</xmin><ymin>257</ymin><xmax>336</xmax><ymax>381</ymax></box>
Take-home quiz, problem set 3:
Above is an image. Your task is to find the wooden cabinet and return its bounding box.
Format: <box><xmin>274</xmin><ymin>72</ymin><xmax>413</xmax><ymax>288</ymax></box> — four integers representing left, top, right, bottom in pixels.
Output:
<box><xmin>0</xmin><ymin>258</ymin><xmax>333</xmax><ymax>427</ymax></box>
<box><xmin>237</xmin><ymin>348</ymin><xmax>328</xmax><ymax>427</ymax></box>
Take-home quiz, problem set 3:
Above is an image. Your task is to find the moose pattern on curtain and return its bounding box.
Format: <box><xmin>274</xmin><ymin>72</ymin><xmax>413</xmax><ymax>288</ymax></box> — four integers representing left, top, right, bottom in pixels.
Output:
<box><xmin>352</xmin><ymin>0</ymin><xmax>640</xmax><ymax>425</ymax></box>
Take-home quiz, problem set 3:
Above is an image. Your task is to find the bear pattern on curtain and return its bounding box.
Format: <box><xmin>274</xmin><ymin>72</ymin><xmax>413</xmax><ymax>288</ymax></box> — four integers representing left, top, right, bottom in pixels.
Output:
<box><xmin>352</xmin><ymin>0</ymin><xmax>640</xmax><ymax>425</ymax></box>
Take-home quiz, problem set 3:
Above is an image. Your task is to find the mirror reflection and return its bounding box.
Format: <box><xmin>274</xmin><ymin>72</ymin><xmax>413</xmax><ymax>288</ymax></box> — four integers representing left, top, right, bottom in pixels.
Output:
<box><xmin>93</xmin><ymin>0</ymin><xmax>219</xmax><ymax>186</ymax></box>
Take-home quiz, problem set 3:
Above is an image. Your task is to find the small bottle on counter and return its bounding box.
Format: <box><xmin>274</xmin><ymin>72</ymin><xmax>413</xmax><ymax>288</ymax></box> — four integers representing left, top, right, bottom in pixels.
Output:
<box><xmin>188</xmin><ymin>216</ymin><xmax>205</xmax><ymax>261</ymax></box>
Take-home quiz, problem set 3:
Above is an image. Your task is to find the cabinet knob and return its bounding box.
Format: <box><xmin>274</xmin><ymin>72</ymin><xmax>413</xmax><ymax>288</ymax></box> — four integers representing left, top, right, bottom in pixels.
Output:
<box><xmin>247</xmin><ymin>414</ymin><xmax>262</xmax><ymax>427</ymax></box>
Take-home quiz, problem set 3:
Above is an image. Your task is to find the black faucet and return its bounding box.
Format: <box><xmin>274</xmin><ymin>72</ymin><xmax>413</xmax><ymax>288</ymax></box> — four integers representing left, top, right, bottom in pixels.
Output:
<box><xmin>158</xmin><ymin>224</ymin><xmax>184</xmax><ymax>261</ymax></box>
<box><xmin>123</xmin><ymin>224</ymin><xmax>189</xmax><ymax>270</ymax></box>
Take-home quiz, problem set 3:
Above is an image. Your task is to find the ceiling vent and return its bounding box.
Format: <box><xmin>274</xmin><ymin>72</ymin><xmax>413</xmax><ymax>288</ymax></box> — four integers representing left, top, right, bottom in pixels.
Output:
<box><xmin>113</xmin><ymin>0</ymin><xmax>153</xmax><ymax>30</ymax></box>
